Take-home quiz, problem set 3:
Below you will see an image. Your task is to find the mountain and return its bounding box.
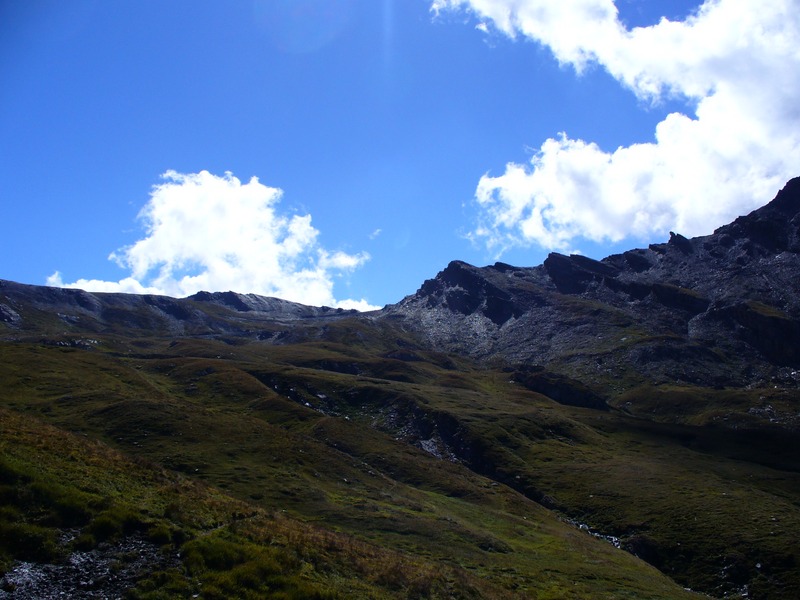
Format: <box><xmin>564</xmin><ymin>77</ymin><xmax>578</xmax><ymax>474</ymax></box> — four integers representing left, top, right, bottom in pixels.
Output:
<box><xmin>1</xmin><ymin>179</ymin><xmax>799</xmax><ymax>599</ymax></box>
<box><xmin>383</xmin><ymin>177</ymin><xmax>800</xmax><ymax>387</ymax></box>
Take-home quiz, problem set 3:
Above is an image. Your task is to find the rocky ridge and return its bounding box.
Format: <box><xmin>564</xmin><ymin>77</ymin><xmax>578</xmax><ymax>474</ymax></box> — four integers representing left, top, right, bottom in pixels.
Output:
<box><xmin>382</xmin><ymin>178</ymin><xmax>800</xmax><ymax>390</ymax></box>
<box><xmin>0</xmin><ymin>281</ymin><xmax>358</xmax><ymax>341</ymax></box>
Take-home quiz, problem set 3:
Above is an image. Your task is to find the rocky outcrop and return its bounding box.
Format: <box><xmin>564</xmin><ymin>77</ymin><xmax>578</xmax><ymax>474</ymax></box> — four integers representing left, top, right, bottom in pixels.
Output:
<box><xmin>543</xmin><ymin>252</ymin><xmax>619</xmax><ymax>294</ymax></box>
<box><xmin>383</xmin><ymin>178</ymin><xmax>800</xmax><ymax>386</ymax></box>
<box><xmin>416</xmin><ymin>261</ymin><xmax>525</xmax><ymax>326</ymax></box>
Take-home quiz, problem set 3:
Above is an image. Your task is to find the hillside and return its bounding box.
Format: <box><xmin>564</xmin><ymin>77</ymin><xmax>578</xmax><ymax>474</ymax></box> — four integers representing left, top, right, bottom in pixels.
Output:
<box><xmin>1</xmin><ymin>178</ymin><xmax>799</xmax><ymax>599</ymax></box>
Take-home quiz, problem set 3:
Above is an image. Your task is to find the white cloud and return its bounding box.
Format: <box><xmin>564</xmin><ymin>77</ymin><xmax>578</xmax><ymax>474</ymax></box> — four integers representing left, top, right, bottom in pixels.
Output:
<box><xmin>49</xmin><ymin>170</ymin><xmax>379</xmax><ymax>310</ymax></box>
<box><xmin>433</xmin><ymin>0</ymin><xmax>800</xmax><ymax>252</ymax></box>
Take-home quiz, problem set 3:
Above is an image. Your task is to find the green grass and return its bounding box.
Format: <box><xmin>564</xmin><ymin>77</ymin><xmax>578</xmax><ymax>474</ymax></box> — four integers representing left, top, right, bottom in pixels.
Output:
<box><xmin>0</xmin><ymin>408</ymin><xmax>498</xmax><ymax>598</ymax></box>
<box><xmin>2</xmin><ymin>331</ymin><xmax>796</xmax><ymax>598</ymax></box>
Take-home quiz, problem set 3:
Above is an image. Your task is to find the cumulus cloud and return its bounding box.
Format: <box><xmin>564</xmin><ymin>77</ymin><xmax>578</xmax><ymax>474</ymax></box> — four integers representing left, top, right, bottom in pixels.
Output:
<box><xmin>48</xmin><ymin>170</ymin><xmax>379</xmax><ymax>310</ymax></box>
<box><xmin>433</xmin><ymin>0</ymin><xmax>800</xmax><ymax>253</ymax></box>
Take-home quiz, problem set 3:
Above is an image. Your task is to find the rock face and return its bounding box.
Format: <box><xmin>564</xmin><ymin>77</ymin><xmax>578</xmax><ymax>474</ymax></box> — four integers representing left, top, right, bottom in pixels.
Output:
<box><xmin>382</xmin><ymin>178</ymin><xmax>800</xmax><ymax>389</ymax></box>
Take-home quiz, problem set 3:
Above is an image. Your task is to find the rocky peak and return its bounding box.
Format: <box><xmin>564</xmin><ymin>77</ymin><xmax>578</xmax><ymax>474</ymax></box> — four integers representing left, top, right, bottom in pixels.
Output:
<box><xmin>384</xmin><ymin>178</ymin><xmax>800</xmax><ymax>385</ymax></box>
<box><xmin>543</xmin><ymin>252</ymin><xmax>620</xmax><ymax>294</ymax></box>
<box><xmin>713</xmin><ymin>177</ymin><xmax>800</xmax><ymax>253</ymax></box>
<box><xmin>414</xmin><ymin>260</ymin><xmax>523</xmax><ymax>326</ymax></box>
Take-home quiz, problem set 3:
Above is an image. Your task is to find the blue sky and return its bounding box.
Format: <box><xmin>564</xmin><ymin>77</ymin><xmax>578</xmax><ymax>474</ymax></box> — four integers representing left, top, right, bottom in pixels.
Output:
<box><xmin>2</xmin><ymin>0</ymin><xmax>798</xmax><ymax>309</ymax></box>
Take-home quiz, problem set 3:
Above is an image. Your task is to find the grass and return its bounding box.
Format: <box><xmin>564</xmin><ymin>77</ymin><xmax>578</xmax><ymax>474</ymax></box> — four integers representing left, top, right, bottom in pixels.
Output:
<box><xmin>0</xmin><ymin>408</ymin><xmax>499</xmax><ymax>598</ymax></box>
<box><xmin>1</xmin><ymin>328</ymin><xmax>796</xmax><ymax>598</ymax></box>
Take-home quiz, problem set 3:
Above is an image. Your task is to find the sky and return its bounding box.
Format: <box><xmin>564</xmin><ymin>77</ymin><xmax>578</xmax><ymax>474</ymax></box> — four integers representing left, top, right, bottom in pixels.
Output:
<box><xmin>1</xmin><ymin>0</ymin><xmax>798</xmax><ymax>310</ymax></box>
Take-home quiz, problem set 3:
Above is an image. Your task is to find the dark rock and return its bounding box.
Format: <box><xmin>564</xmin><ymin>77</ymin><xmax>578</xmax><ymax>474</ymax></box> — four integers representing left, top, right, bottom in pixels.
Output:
<box><xmin>715</xmin><ymin>177</ymin><xmax>800</xmax><ymax>253</ymax></box>
<box><xmin>713</xmin><ymin>302</ymin><xmax>800</xmax><ymax>366</ymax></box>
<box><xmin>381</xmin><ymin>177</ymin><xmax>800</xmax><ymax>386</ymax></box>
<box><xmin>650</xmin><ymin>283</ymin><xmax>710</xmax><ymax>314</ymax></box>
<box><xmin>414</xmin><ymin>260</ymin><xmax>524</xmax><ymax>326</ymax></box>
<box><xmin>621</xmin><ymin>249</ymin><xmax>653</xmax><ymax>272</ymax></box>
<box><xmin>668</xmin><ymin>231</ymin><xmax>694</xmax><ymax>253</ymax></box>
<box><xmin>543</xmin><ymin>253</ymin><xmax>619</xmax><ymax>294</ymax></box>
<box><xmin>492</xmin><ymin>261</ymin><xmax>522</xmax><ymax>273</ymax></box>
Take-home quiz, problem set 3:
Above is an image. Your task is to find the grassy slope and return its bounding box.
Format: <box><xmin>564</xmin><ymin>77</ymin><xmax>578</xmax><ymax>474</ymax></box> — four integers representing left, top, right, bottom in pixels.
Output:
<box><xmin>0</xmin><ymin>407</ymin><xmax>502</xmax><ymax>599</ymax></box>
<box><xmin>0</xmin><ymin>336</ymin><xmax>703</xmax><ymax>599</ymax></box>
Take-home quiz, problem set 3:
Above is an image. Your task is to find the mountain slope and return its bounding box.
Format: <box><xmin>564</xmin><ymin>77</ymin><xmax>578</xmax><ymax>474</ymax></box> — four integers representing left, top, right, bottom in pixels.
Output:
<box><xmin>383</xmin><ymin>177</ymin><xmax>800</xmax><ymax>390</ymax></box>
<box><xmin>0</xmin><ymin>339</ymin><xmax>703</xmax><ymax>599</ymax></box>
<box><xmin>1</xmin><ymin>178</ymin><xmax>799</xmax><ymax>599</ymax></box>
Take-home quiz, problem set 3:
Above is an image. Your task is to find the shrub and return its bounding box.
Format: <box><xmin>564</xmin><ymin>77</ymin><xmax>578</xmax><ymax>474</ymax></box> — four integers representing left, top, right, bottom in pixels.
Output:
<box><xmin>0</xmin><ymin>522</ymin><xmax>60</xmax><ymax>563</ymax></box>
<box><xmin>146</xmin><ymin>522</ymin><xmax>173</xmax><ymax>546</ymax></box>
<box><xmin>88</xmin><ymin>505</ymin><xmax>146</xmax><ymax>541</ymax></box>
<box><xmin>127</xmin><ymin>568</ymin><xmax>195</xmax><ymax>599</ymax></box>
<box><xmin>182</xmin><ymin>537</ymin><xmax>246</xmax><ymax>574</ymax></box>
